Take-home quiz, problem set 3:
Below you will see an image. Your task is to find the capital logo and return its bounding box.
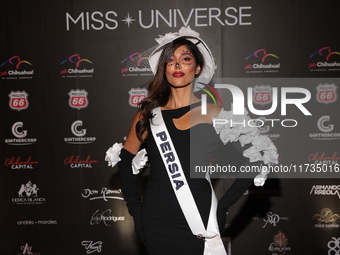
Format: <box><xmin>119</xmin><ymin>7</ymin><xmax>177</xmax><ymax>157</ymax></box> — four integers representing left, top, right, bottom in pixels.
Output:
<box><xmin>128</xmin><ymin>87</ymin><xmax>148</xmax><ymax>107</ymax></box>
<box><xmin>71</xmin><ymin>120</ymin><xmax>87</xmax><ymax>136</ymax></box>
<box><xmin>316</xmin><ymin>83</ymin><xmax>337</xmax><ymax>104</ymax></box>
<box><xmin>4</xmin><ymin>156</ymin><xmax>39</xmax><ymax>170</ymax></box>
<box><xmin>8</xmin><ymin>91</ymin><xmax>29</xmax><ymax>111</ymax></box>
<box><xmin>68</xmin><ymin>89</ymin><xmax>89</xmax><ymax>109</ymax></box>
<box><xmin>64</xmin><ymin>155</ymin><xmax>98</xmax><ymax>168</ymax></box>
<box><xmin>268</xmin><ymin>231</ymin><xmax>291</xmax><ymax>253</ymax></box>
<box><xmin>308</xmin><ymin>151</ymin><xmax>340</xmax><ymax>166</ymax></box>
<box><xmin>81</xmin><ymin>241</ymin><xmax>102</xmax><ymax>254</ymax></box>
<box><xmin>313</xmin><ymin>208</ymin><xmax>340</xmax><ymax>225</ymax></box>
<box><xmin>328</xmin><ymin>237</ymin><xmax>340</xmax><ymax>255</ymax></box>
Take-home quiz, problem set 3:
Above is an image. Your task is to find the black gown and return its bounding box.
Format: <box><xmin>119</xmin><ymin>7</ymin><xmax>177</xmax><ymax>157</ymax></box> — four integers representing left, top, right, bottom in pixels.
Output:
<box><xmin>143</xmin><ymin>103</ymin><xmax>226</xmax><ymax>255</ymax></box>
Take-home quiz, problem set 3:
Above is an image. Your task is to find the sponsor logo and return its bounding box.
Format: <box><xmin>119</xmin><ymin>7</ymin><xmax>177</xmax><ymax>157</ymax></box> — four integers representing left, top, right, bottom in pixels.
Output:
<box><xmin>64</xmin><ymin>155</ymin><xmax>98</xmax><ymax>168</ymax></box>
<box><xmin>268</xmin><ymin>231</ymin><xmax>291</xmax><ymax>254</ymax></box>
<box><xmin>327</xmin><ymin>237</ymin><xmax>340</xmax><ymax>255</ymax></box>
<box><xmin>81</xmin><ymin>241</ymin><xmax>102</xmax><ymax>254</ymax></box>
<box><xmin>245</xmin><ymin>49</ymin><xmax>280</xmax><ymax>74</ymax></box>
<box><xmin>64</xmin><ymin>120</ymin><xmax>96</xmax><ymax>144</ymax></box>
<box><xmin>5</xmin><ymin>122</ymin><xmax>37</xmax><ymax>146</ymax></box>
<box><xmin>128</xmin><ymin>87</ymin><xmax>148</xmax><ymax>107</ymax></box>
<box><xmin>252</xmin><ymin>84</ymin><xmax>272</xmax><ymax>106</ymax></box>
<box><xmin>4</xmin><ymin>156</ymin><xmax>39</xmax><ymax>169</ymax></box>
<box><xmin>81</xmin><ymin>187</ymin><xmax>123</xmax><ymax>201</ymax></box>
<box><xmin>257</xmin><ymin>117</ymin><xmax>280</xmax><ymax>140</ymax></box>
<box><xmin>1</xmin><ymin>56</ymin><xmax>34</xmax><ymax>80</ymax></box>
<box><xmin>17</xmin><ymin>220</ymin><xmax>57</xmax><ymax>225</ymax></box>
<box><xmin>66</xmin><ymin>7</ymin><xmax>252</xmax><ymax>31</ymax></box>
<box><xmin>316</xmin><ymin>83</ymin><xmax>337</xmax><ymax>104</ymax></box>
<box><xmin>121</xmin><ymin>53</ymin><xmax>152</xmax><ymax>76</ymax></box>
<box><xmin>68</xmin><ymin>89</ymin><xmax>89</xmax><ymax>109</ymax></box>
<box><xmin>309</xmin><ymin>47</ymin><xmax>340</xmax><ymax>72</ymax></box>
<box><xmin>12</xmin><ymin>181</ymin><xmax>46</xmax><ymax>205</ymax></box>
<box><xmin>308</xmin><ymin>152</ymin><xmax>340</xmax><ymax>165</ymax></box>
<box><xmin>17</xmin><ymin>243</ymin><xmax>41</xmax><ymax>255</ymax></box>
<box><xmin>313</xmin><ymin>208</ymin><xmax>339</xmax><ymax>228</ymax></box>
<box><xmin>309</xmin><ymin>116</ymin><xmax>340</xmax><ymax>140</ymax></box>
<box><xmin>253</xmin><ymin>212</ymin><xmax>289</xmax><ymax>228</ymax></box>
<box><xmin>310</xmin><ymin>185</ymin><xmax>340</xmax><ymax>198</ymax></box>
<box><xmin>60</xmin><ymin>54</ymin><xmax>94</xmax><ymax>78</ymax></box>
<box><xmin>9</xmin><ymin>91</ymin><xmax>29</xmax><ymax>111</ymax></box>
<box><xmin>90</xmin><ymin>209</ymin><xmax>125</xmax><ymax>226</ymax></box>
<box><xmin>244</xmin><ymin>187</ymin><xmax>281</xmax><ymax>197</ymax></box>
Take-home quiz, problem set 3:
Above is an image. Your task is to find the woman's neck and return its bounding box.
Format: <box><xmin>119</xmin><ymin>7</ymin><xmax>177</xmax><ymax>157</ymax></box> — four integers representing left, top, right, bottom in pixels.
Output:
<box><xmin>164</xmin><ymin>86</ymin><xmax>200</xmax><ymax>109</ymax></box>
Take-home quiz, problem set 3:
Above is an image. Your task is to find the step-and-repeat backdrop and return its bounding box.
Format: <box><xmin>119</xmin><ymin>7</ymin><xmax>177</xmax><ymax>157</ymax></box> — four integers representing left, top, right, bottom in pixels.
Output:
<box><xmin>1</xmin><ymin>0</ymin><xmax>339</xmax><ymax>254</ymax></box>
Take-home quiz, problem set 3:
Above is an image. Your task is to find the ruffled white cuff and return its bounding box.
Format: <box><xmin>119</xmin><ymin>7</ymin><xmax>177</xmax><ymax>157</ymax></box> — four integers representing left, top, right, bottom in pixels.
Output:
<box><xmin>105</xmin><ymin>143</ymin><xmax>123</xmax><ymax>167</ymax></box>
<box><xmin>105</xmin><ymin>142</ymin><xmax>148</xmax><ymax>175</ymax></box>
<box><xmin>212</xmin><ymin>108</ymin><xmax>279</xmax><ymax>185</ymax></box>
<box><xmin>131</xmin><ymin>149</ymin><xmax>148</xmax><ymax>174</ymax></box>
<box><xmin>254</xmin><ymin>166</ymin><xmax>269</xmax><ymax>187</ymax></box>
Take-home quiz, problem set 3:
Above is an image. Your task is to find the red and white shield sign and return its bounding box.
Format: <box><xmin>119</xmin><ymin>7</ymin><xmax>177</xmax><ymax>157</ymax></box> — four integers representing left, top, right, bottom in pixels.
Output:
<box><xmin>253</xmin><ymin>85</ymin><xmax>272</xmax><ymax>105</ymax></box>
<box><xmin>8</xmin><ymin>91</ymin><xmax>29</xmax><ymax>111</ymax></box>
<box><xmin>128</xmin><ymin>87</ymin><xmax>148</xmax><ymax>107</ymax></box>
<box><xmin>68</xmin><ymin>89</ymin><xmax>89</xmax><ymax>109</ymax></box>
<box><xmin>316</xmin><ymin>83</ymin><xmax>337</xmax><ymax>104</ymax></box>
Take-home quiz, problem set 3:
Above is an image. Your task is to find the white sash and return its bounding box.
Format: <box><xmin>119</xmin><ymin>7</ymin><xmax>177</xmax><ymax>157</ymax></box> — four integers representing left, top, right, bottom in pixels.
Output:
<box><xmin>150</xmin><ymin>107</ymin><xmax>227</xmax><ymax>255</ymax></box>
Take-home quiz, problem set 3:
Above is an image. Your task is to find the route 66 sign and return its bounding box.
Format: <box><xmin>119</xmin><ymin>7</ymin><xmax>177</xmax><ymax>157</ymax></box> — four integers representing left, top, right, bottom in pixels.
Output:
<box><xmin>8</xmin><ymin>91</ymin><xmax>29</xmax><ymax>111</ymax></box>
<box><xmin>253</xmin><ymin>85</ymin><xmax>272</xmax><ymax>105</ymax></box>
<box><xmin>316</xmin><ymin>83</ymin><xmax>337</xmax><ymax>104</ymax></box>
<box><xmin>68</xmin><ymin>89</ymin><xmax>88</xmax><ymax>109</ymax></box>
<box><xmin>128</xmin><ymin>87</ymin><xmax>148</xmax><ymax>107</ymax></box>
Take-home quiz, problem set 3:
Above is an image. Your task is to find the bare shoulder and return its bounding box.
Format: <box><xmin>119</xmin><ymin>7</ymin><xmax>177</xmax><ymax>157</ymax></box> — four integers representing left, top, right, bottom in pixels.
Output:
<box><xmin>123</xmin><ymin>110</ymin><xmax>146</xmax><ymax>154</ymax></box>
<box><xmin>131</xmin><ymin>110</ymin><xmax>143</xmax><ymax>124</ymax></box>
<box><xmin>206</xmin><ymin>103</ymin><xmax>222</xmax><ymax>118</ymax></box>
<box><xmin>191</xmin><ymin>103</ymin><xmax>222</xmax><ymax>124</ymax></box>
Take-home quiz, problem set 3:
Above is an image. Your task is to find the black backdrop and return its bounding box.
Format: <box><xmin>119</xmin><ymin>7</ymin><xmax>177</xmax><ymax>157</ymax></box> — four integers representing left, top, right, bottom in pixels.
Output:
<box><xmin>1</xmin><ymin>1</ymin><xmax>340</xmax><ymax>254</ymax></box>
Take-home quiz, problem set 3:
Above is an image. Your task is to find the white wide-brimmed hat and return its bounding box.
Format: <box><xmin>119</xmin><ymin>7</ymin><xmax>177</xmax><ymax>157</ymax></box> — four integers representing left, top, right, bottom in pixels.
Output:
<box><xmin>148</xmin><ymin>26</ymin><xmax>216</xmax><ymax>83</ymax></box>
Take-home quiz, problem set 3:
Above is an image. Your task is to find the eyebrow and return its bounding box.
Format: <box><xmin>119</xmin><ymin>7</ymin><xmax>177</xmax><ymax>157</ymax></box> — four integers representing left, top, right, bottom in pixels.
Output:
<box><xmin>179</xmin><ymin>51</ymin><xmax>193</xmax><ymax>56</ymax></box>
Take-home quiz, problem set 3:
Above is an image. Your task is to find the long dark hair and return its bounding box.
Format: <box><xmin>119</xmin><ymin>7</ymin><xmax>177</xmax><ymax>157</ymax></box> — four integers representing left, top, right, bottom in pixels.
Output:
<box><xmin>136</xmin><ymin>37</ymin><xmax>205</xmax><ymax>141</ymax></box>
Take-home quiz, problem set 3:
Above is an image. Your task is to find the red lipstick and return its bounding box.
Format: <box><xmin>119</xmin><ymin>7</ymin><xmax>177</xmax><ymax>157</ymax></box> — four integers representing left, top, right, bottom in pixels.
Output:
<box><xmin>172</xmin><ymin>72</ymin><xmax>185</xmax><ymax>77</ymax></box>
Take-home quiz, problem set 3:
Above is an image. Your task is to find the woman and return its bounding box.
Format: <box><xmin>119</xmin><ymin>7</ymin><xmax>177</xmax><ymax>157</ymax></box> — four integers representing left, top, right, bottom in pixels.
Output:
<box><xmin>106</xmin><ymin>26</ymin><xmax>278</xmax><ymax>255</ymax></box>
